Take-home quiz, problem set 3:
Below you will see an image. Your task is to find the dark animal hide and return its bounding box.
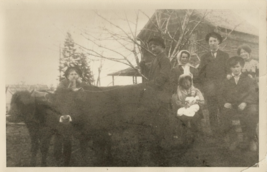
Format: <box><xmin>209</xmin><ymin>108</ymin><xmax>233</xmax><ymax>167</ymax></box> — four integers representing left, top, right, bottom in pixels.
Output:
<box><xmin>8</xmin><ymin>91</ymin><xmax>71</xmax><ymax>166</ymax></box>
<box><xmin>53</xmin><ymin>83</ymin><xmax>184</xmax><ymax>166</ymax></box>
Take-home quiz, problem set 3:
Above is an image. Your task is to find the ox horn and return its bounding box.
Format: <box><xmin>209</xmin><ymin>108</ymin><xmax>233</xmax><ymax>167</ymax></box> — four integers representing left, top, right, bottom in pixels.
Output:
<box><xmin>59</xmin><ymin>115</ymin><xmax>73</xmax><ymax>124</ymax></box>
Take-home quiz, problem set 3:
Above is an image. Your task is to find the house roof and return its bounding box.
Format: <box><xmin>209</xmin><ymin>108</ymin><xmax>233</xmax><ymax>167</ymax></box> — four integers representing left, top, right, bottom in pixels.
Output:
<box><xmin>137</xmin><ymin>9</ymin><xmax>258</xmax><ymax>42</ymax></box>
<box><xmin>110</xmin><ymin>10</ymin><xmax>258</xmax><ymax>78</ymax></box>
<box><xmin>108</xmin><ymin>67</ymin><xmax>141</xmax><ymax>76</ymax></box>
<box><xmin>194</xmin><ymin>10</ymin><xmax>258</xmax><ymax>36</ymax></box>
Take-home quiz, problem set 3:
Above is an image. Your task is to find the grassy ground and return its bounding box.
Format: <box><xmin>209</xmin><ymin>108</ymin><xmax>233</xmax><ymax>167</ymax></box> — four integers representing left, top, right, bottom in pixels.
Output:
<box><xmin>6</xmin><ymin>121</ymin><xmax>258</xmax><ymax>167</ymax></box>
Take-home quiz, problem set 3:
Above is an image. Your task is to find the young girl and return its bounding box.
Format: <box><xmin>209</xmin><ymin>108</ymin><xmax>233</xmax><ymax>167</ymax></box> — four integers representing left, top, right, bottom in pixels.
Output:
<box><xmin>171</xmin><ymin>74</ymin><xmax>204</xmax><ymax>132</ymax></box>
<box><xmin>174</xmin><ymin>74</ymin><xmax>204</xmax><ymax>117</ymax></box>
<box><xmin>57</xmin><ymin>66</ymin><xmax>85</xmax><ymax>91</ymax></box>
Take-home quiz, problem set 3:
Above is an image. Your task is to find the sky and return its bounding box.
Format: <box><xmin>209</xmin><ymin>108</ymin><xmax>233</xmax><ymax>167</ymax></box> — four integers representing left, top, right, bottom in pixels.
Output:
<box><xmin>3</xmin><ymin>2</ymin><xmax>260</xmax><ymax>87</ymax></box>
<box><xmin>4</xmin><ymin>4</ymin><xmax>154</xmax><ymax>86</ymax></box>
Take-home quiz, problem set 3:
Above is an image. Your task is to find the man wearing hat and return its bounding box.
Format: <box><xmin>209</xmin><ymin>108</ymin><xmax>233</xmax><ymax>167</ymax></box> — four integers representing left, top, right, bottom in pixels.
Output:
<box><xmin>140</xmin><ymin>37</ymin><xmax>172</xmax><ymax>166</ymax></box>
<box><xmin>140</xmin><ymin>37</ymin><xmax>171</xmax><ymax>93</ymax></box>
<box><xmin>198</xmin><ymin>32</ymin><xmax>229</xmax><ymax>136</ymax></box>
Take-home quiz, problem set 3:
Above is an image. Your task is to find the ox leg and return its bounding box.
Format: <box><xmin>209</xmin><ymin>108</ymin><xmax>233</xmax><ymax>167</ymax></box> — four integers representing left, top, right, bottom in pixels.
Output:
<box><xmin>91</xmin><ymin>134</ymin><xmax>112</xmax><ymax>166</ymax></box>
<box><xmin>30</xmin><ymin>135</ymin><xmax>39</xmax><ymax>166</ymax></box>
<box><xmin>62</xmin><ymin>136</ymin><xmax>72</xmax><ymax>166</ymax></box>
<box><xmin>40</xmin><ymin>129</ymin><xmax>53</xmax><ymax>166</ymax></box>
<box><xmin>79</xmin><ymin>138</ymin><xmax>88</xmax><ymax>166</ymax></box>
<box><xmin>26</xmin><ymin>125</ymin><xmax>39</xmax><ymax>166</ymax></box>
<box><xmin>104</xmin><ymin>141</ymin><xmax>113</xmax><ymax>166</ymax></box>
<box><xmin>54</xmin><ymin>133</ymin><xmax>63</xmax><ymax>165</ymax></box>
<box><xmin>152</xmin><ymin>145</ymin><xmax>168</xmax><ymax>167</ymax></box>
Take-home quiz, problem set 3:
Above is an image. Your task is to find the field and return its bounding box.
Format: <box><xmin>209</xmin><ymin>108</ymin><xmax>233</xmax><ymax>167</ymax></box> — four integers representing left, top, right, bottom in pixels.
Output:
<box><xmin>6</xmin><ymin>120</ymin><xmax>258</xmax><ymax>167</ymax></box>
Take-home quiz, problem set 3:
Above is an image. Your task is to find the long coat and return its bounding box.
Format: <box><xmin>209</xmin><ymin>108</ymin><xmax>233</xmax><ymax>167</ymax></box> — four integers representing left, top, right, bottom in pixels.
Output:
<box><xmin>198</xmin><ymin>49</ymin><xmax>229</xmax><ymax>96</ymax></box>
<box><xmin>140</xmin><ymin>52</ymin><xmax>171</xmax><ymax>93</ymax></box>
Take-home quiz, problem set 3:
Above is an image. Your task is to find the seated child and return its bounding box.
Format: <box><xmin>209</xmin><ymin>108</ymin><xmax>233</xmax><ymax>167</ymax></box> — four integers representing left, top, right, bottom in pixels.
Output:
<box><xmin>220</xmin><ymin>56</ymin><xmax>258</xmax><ymax>151</ymax></box>
<box><xmin>171</xmin><ymin>74</ymin><xmax>204</xmax><ymax>132</ymax></box>
<box><xmin>57</xmin><ymin>66</ymin><xmax>85</xmax><ymax>92</ymax></box>
<box><xmin>173</xmin><ymin>74</ymin><xmax>204</xmax><ymax>117</ymax></box>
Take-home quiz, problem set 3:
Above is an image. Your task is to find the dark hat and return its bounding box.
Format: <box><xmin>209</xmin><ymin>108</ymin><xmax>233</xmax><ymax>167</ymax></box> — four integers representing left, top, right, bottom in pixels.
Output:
<box><xmin>64</xmin><ymin>66</ymin><xmax>82</xmax><ymax>78</ymax></box>
<box><xmin>205</xmin><ymin>32</ymin><xmax>223</xmax><ymax>44</ymax></box>
<box><xmin>147</xmin><ymin>37</ymin><xmax>165</xmax><ymax>48</ymax></box>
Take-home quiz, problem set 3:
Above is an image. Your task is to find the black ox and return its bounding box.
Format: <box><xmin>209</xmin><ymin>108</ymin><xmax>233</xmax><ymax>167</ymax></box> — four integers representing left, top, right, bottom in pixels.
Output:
<box><xmin>53</xmin><ymin>83</ymin><xmax>190</xmax><ymax>166</ymax></box>
<box><xmin>8</xmin><ymin>84</ymin><xmax>192</xmax><ymax>166</ymax></box>
<box><xmin>7</xmin><ymin>91</ymin><xmax>67</xmax><ymax>166</ymax></box>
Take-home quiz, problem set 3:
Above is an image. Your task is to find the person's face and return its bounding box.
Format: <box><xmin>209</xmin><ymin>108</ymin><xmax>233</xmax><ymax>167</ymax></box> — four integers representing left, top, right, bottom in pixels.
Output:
<box><xmin>240</xmin><ymin>49</ymin><xmax>250</xmax><ymax>61</ymax></box>
<box><xmin>208</xmin><ymin>37</ymin><xmax>219</xmax><ymax>51</ymax></box>
<box><xmin>180</xmin><ymin>53</ymin><xmax>190</xmax><ymax>65</ymax></box>
<box><xmin>68</xmin><ymin>70</ymin><xmax>79</xmax><ymax>81</ymax></box>
<box><xmin>231</xmin><ymin>62</ymin><xmax>243</xmax><ymax>76</ymax></box>
<box><xmin>149</xmin><ymin>42</ymin><xmax>164</xmax><ymax>55</ymax></box>
<box><xmin>181</xmin><ymin>78</ymin><xmax>192</xmax><ymax>90</ymax></box>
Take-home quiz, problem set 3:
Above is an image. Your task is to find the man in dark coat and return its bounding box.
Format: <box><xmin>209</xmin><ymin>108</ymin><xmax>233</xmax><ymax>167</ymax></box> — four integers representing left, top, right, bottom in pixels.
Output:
<box><xmin>140</xmin><ymin>37</ymin><xmax>171</xmax><ymax>94</ymax></box>
<box><xmin>219</xmin><ymin>56</ymin><xmax>258</xmax><ymax>151</ymax></box>
<box><xmin>198</xmin><ymin>32</ymin><xmax>229</xmax><ymax>135</ymax></box>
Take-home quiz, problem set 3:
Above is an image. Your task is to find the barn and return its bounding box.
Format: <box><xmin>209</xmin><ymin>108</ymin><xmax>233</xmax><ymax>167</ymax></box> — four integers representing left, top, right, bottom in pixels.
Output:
<box><xmin>108</xmin><ymin>9</ymin><xmax>259</xmax><ymax>83</ymax></box>
<box><xmin>137</xmin><ymin>9</ymin><xmax>258</xmax><ymax>63</ymax></box>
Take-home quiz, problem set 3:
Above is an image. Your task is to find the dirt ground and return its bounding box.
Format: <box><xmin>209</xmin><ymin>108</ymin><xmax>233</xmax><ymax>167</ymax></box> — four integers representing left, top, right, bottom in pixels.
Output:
<box><xmin>6</xmin><ymin>122</ymin><xmax>258</xmax><ymax>167</ymax></box>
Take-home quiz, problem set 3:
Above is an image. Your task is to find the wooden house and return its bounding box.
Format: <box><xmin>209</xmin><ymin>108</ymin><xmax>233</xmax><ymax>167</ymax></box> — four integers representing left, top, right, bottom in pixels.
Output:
<box><xmin>109</xmin><ymin>9</ymin><xmax>258</xmax><ymax>83</ymax></box>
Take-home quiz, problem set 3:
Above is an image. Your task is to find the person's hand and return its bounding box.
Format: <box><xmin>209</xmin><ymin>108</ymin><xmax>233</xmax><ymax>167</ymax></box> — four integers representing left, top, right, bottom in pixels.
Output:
<box><xmin>226</xmin><ymin>74</ymin><xmax>232</xmax><ymax>80</ymax></box>
<box><xmin>77</xmin><ymin>77</ymin><xmax>82</xmax><ymax>83</ymax></box>
<box><xmin>72</xmin><ymin>88</ymin><xmax>81</xmax><ymax>92</ymax></box>
<box><xmin>224</xmin><ymin>103</ymin><xmax>232</xmax><ymax>109</ymax></box>
<box><xmin>238</xmin><ymin>102</ymin><xmax>247</xmax><ymax>111</ymax></box>
<box><xmin>248</xmin><ymin>74</ymin><xmax>253</xmax><ymax>78</ymax></box>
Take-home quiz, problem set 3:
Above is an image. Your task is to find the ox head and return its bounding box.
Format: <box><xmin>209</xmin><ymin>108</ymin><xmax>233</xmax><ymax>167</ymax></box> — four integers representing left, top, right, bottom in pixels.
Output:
<box><xmin>8</xmin><ymin>91</ymin><xmax>36</xmax><ymax>123</ymax></box>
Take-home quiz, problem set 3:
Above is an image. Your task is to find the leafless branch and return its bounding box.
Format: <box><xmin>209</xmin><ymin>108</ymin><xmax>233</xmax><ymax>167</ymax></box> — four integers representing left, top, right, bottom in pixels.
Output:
<box><xmin>74</xmin><ymin>42</ymin><xmax>129</xmax><ymax>65</ymax></box>
<box><xmin>139</xmin><ymin>10</ymin><xmax>163</xmax><ymax>37</ymax></box>
<box><xmin>163</xmin><ymin>11</ymin><xmax>174</xmax><ymax>34</ymax></box>
<box><xmin>181</xmin><ymin>10</ymin><xmax>209</xmax><ymax>50</ymax></box>
<box><xmin>124</xmin><ymin>12</ymin><xmax>135</xmax><ymax>39</ymax></box>
<box><xmin>94</xmin><ymin>11</ymin><xmax>135</xmax><ymax>46</ymax></box>
<box><xmin>222</xmin><ymin>21</ymin><xmax>244</xmax><ymax>42</ymax></box>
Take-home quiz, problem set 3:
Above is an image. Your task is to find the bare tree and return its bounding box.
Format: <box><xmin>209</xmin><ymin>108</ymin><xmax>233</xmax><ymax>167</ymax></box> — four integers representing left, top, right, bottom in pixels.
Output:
<box><xmin>96</xmin><ymin>59</ymin><xmax>103</xmax><ymax>86</ymax></box>
<box><xmin>73</xmin><ymin>9</ymin><xmax>244</xmax><ymax>79</ymax></box>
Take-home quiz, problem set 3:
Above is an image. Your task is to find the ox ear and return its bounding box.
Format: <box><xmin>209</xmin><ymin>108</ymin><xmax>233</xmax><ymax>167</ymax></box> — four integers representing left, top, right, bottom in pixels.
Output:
<box><xmin>20</xmin><ymin>92</ymin><xmax>35</xmax><ymax>105</ymax></box>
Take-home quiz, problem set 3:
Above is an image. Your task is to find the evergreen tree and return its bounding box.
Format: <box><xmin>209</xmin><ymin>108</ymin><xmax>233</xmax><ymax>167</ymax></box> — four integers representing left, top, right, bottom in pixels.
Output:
<box><xmin>59</xmin><ymin>32</ymin><xmax>94</xmax><ymax>85</ymax></box>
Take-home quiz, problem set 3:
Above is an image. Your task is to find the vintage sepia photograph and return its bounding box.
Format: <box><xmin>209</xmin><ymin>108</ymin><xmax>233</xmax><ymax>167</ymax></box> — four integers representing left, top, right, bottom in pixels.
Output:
<box><xmin>3</xmin><ymin>0</ymin><xmax>266</xmax><ymax>170</ymax></box>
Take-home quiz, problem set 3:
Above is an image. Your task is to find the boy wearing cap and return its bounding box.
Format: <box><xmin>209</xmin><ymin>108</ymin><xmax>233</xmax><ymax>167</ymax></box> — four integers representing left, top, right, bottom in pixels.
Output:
<box><xmin>140</xmin><ymin>37</ymin><xmax>171</xmax><ymax>93</ymax></box>
<box><xmin>198</xmin><ymin>32</ymin><xmax>229</xmax><ymax>135</ymax></box>
<box><xmin>219</xmin><ymin>56</ymin><xmax>258</xmax><ymax>151</ymax></box>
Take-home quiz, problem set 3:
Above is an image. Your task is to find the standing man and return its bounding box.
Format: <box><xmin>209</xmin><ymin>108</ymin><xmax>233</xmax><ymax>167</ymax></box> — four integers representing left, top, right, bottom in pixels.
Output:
<box><xmin>139</xmin><ymin>37</ymin><xmax>173</xmax><ymax>166</ymax></box>
<box><xmin>140</xmin><ymin>37</ymin><xmax>171</xmax><ymax>93</ymax></box>
<box><xmin>198</xmin><ymin>32</ymin><xmax>229</xmax><ymax>135</ymax></box>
